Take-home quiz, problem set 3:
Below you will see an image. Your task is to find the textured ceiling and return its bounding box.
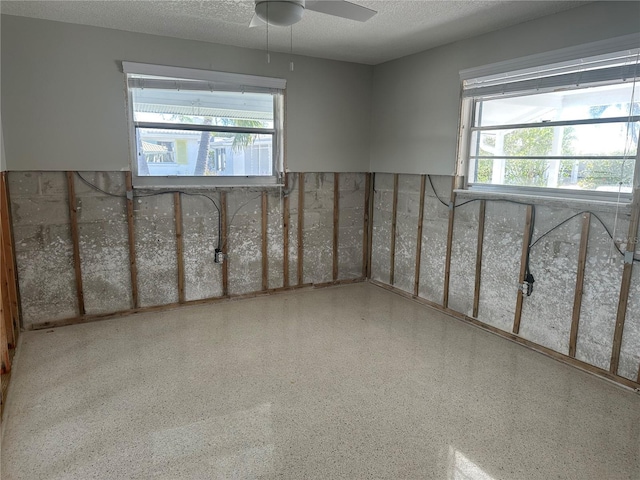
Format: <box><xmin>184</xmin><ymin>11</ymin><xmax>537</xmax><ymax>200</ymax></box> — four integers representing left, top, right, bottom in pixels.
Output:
<box><xmin>1</xmin><ymin>1</ymin><xmax>590</xmax><ymax>64</ymax></box>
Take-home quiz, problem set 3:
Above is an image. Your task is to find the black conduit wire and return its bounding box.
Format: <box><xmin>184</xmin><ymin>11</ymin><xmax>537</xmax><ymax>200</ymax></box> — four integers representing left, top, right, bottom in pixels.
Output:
<box><xmin>426</xmin><ymin>174</ymin><xmax>640</xmax><ymax>295</ymax></box>
<box><xmin>75</xmin><ymin>172</ymin><xmax>223</xmax><ymax>250</ymax></box>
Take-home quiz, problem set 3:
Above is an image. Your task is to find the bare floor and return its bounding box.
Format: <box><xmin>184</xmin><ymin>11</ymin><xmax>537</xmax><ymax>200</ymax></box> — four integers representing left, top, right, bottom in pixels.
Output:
<box><xmin>2</xmin><ymin>283</ymin><xmax>639</xmax><ymax>479</ymax></box>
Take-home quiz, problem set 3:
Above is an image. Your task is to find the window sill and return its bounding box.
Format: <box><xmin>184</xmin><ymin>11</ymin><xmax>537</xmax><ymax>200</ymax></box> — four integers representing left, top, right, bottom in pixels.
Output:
<box><xmin>454</xmin><ymin>188</ymin><xmax>633</xmax><ymax>215</ymax></box>
<box><xmin>132</xmin><ymin>175</ymin><xmax>283</xmax><ymax>190</ymax></box>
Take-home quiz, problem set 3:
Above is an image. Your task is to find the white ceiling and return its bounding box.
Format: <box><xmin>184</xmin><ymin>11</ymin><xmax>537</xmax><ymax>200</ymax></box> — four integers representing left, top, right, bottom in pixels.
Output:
<box><xmin>1</xmin><ymin>1</ymin><xmax>590</xmax><ymax>65</ymax></box>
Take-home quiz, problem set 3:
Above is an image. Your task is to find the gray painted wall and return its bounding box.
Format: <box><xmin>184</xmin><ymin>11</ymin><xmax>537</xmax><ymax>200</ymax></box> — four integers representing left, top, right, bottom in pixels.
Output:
<box><xmin>1</xmin><ymin>15</ymin><xmax>373</xmax><ymax>173</ymax></box>
<box><xmin>370</xmin><ymin>1</ymin><xmax>640</xmax><ymax>175</ymax></box>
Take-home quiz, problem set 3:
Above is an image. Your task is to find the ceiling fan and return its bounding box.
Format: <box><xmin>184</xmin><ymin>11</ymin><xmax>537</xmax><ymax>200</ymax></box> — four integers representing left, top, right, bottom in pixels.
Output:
<box><xmin>249</xmin><ymin>0</ymin><xmax>377</xmax><ymax>27</ymax></box>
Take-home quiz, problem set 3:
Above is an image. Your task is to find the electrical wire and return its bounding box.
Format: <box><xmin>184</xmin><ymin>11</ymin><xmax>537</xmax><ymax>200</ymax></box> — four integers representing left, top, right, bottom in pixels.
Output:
<box><xmin>75</xmin><ymin>172</ymin><xmax>222</xmax><ymax>248</ymax></box>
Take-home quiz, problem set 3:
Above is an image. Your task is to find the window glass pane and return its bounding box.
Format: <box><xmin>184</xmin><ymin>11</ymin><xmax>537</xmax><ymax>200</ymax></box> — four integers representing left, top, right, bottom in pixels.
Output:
<box><xmin>475</xmin><ymin>82</ymin><xmax>640</xmax><ymax>127</ymax></box>
<box><xmin>470</xmin><ymin>122</ymin><xmax>638</xmax><ymax>158</ymax></box>
<box><xmin>132</xmin><ymin>88</ymin><xmax>274</xmax><ymax>129</ymax></box>
<box><xmin>472</xmin><ymin>158</ymin><xmax>634</xmax><ymax>192</ymax></box>
<box><xmin>136</xmin><ymin>129</ymin><xmax>272</xmax><ymax>177</ymax></box>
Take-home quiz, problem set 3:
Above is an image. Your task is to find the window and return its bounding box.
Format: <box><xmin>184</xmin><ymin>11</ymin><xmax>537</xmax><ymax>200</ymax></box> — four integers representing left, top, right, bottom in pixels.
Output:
<box><xmin>123</xmin><ymin>62</ymin><xmax>285</xmax><ymax>187</ymax></box>
<box><xmin>459</xmin><ymin>41</ymin><xmax>640</xmax><ymax>200</ymax></box>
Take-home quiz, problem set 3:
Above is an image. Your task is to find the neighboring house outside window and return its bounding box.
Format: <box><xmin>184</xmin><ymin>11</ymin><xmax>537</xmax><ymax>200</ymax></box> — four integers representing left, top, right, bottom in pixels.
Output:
<box><xmin>123</xmin><ymin>62</ymin><xmax>286</xmax><ymax>188</ymax></box>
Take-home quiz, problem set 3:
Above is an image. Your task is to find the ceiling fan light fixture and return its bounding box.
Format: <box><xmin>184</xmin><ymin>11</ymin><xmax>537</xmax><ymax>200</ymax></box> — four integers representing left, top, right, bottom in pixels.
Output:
<box><xmin>255</xmin><ymin>1</ymin><xmax>304</xmax><ymax>27</ymax></box>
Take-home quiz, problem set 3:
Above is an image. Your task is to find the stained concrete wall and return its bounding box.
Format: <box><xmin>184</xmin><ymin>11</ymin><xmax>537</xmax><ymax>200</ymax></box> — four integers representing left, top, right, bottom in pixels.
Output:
<box><xmin>447</xmin><ymin>201</ymin><xmax>479</xmax><ymax>316</ymax></box>
<box><xmin>181</xmin><ymin>193</ymin><xmax>222</xmax><ymax>301</ymax></box>
<box><xmin>337</xmin><ymin>173</ymin><xmax>366</xmax><ymax>280</ymax></box>
<box><xmin>8</xmin><ymin>172</ymin><xmax>78</xmax><ymax>324</ymax></box>
<box><xmin>417</xmin><ymin>176</ymin><xmax>450</xmax><ymax>305</ymax></box>
<box><xmin>371</xmin><ymin>171</ymin><xmax>640</xmax><ymax>385</ymax></box>
<box><xmin>370</xmin><ymin>174</ymin><xmax>393</xmax><ymax>285</ymax></box>
<box><xmin>75</xmin><ymin>172</ymin><xmax>132</xmax><ymax>314</ymax></box>
<box><xmin>302</xmin><ymin>173</ymin><xmax>334</xmax><ymax>285</ymax></box>
<box><xmin>9</xmin><ymin>171</ymin><xmax>365</xmax><ymax>328</ymax></box>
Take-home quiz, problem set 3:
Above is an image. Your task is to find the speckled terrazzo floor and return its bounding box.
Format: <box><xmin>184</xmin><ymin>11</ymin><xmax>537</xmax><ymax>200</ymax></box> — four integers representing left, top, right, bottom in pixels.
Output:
<box><xmin>2</xmin><ymin>283</ymin><xmax>639</xmax><ymax>479</ymax></box>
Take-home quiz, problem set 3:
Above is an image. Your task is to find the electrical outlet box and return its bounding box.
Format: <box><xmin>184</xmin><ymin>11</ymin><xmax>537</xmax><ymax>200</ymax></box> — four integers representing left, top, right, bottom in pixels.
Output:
<box><xmin>214</xmin><ymin>248</ymin><xmax>225</xmax><ymax>264</ymax></box>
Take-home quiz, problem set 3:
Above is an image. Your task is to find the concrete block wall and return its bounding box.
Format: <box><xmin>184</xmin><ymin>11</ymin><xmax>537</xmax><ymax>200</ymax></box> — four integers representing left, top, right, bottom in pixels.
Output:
<box><xmin>9</xmin><ymin>172</ymin><xmax>78</xmax><ymax>324</ymax></box>
<box><xmin>417</xmin><ymin>176</ymin><xmax>450</xmax><ymax>305</ymax></box>
<box><xmin>75</xmin><ymin>172</ymin><xmax>132</xmax><ymax>314</ymax></box>
<box><xmin>371</xmin><ymin>172</ymin><xmax>640</xmax><ymax>385</ymax></box>
<box><xmin>338</xmin><ymin>173</ymin><xmax>366</xmax><ymax>280</ymax></box>
<box><xmin>302</xmin><ymin>173</ymin><xmax>334</xmax><ymax>284</ymax></box>
<box><xmin>8</xmin><ymin>171</ymin><xmax>367</xmax><ymax>329</ymax></box>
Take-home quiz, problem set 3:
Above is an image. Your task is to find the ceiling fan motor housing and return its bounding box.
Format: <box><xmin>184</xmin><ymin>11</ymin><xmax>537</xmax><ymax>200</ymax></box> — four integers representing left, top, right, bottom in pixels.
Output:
<box><xmin>255</xmin><ymin>0</ymin><xmax>305</xmax><ymax>27</ymax></box>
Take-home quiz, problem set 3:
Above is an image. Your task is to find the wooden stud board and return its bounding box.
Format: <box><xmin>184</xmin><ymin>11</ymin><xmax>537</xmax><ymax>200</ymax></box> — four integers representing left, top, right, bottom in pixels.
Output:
<box><xmin>221</xmin><ymin>192</ymin><xmax>229</xmax><ymax>297</ymax></box>
<box><xmin>569</xmin><ymin>212</ymin><xmax>590</xmax><ymax>358</ymax></box>
<box><xmin>262</xmin><ymin>191</ymin><xmax>268</xmax><ymax>291</ymax></box>
<box><xmin>1</xmin><ymin>173</ymin><xmax>19</xmax><ymax>333</ymax></box>
<box><xmin>472</xmin><ymin>200</ymin><xmax>486</xmax><ymax>319</ymax></box>
<box><xmin>389</xmin><ymin>174</ymin><xmax>399</xmax><ymax>286</ymax></box>
<box><xmin>610</xmin><ymin>204</ymin><xmax>640</xmax><ymax>374</ymax></box>
<box><xmin>66</xmin><ymin>172</ymin><xmax>85</xmax><ymax>316</ymax></box>
<box><xmin>125</xmin><ymin>172</ymin><xmax>139</xmax><ymax>309</ymax></box>
<box><xmin>414</xmin><ymin>175</ymin><xmax>426</xmax><ymax>296</ymax></box>
<box><xmin>0</xmin><ymin>231</ymin><xmax>15</xmax><ymax>349</ymax></box>
<box><xmin>0</xmin><ymin>291</ymin><xmax>9</xmax><ymax>373</ymax></box>
<box><xmin>174</xmin><ymin>192</ymin><xmax>185</xmax><ymax>303</ymax></box>
<box><xmin>362</xmin><ymin>173</ymin><xmax>371</xmax><ymax>279</ymax></box>
<box><xmin>283</xmin><ymin>173</ymin><xmax>290</xmax><ymax>288</ymax></box>
<box><xmin>442</xmin><ymin>176</ymin><xmax>460</xmax><ymax>309</ymax></box>
<box><xmin>512</xmin><ymin>204</ymin><xmax>533</xmax><ymax>335</ymax></box>
<box><xmin>297</xmin><ymin>173</ymin><xmax>304</xmax><ymax>285</ymax></box>
<box><xmin>333</xmin><ymin>173</ymin><xmax>339</xmax><ymax>282</ymax></box>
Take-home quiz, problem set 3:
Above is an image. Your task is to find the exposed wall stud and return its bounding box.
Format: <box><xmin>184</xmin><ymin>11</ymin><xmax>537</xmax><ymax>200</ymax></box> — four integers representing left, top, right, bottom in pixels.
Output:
<box><xmin>0</xmin><ymin>173</ymin><xmax>19</xmax><ymax>333</ymax></box>
<box><xmin>283</xmin><ymin>173</ymin><xmax>290</xmax><ymax>288</ymax></box>
<box><xmin>513</xmin><ymin>204</ymin><xmax>533</xmax><ymax>334</ymax></box>
<box><xmin>297</xmin><ymin>173</ymin><xmax>304</xmax><ymax>285</ymax></box>
<box><xmin>472</xmin><ymin>200</ymin><xmax>486</xmax><ymax>318</ymax></box>
<box><xmin>0</xmin><ymin>287</ymin><xmax>9</xmax><ymax>373</ymax></box>
<box><xmin>414</xmin><ymin>175</ymin><xmax>426</xmax><ymax>296</ymax></box>
<box><xmin>262</xmin><ymin>191</ymin><xmax>269</xmax><ymax>291</ymax></box>
<box><xmin>221</xmin><ymin>192</ymin><xmax>229</xmax><ymax>297</ymax></box>
<box><xmin>66</xmin><ymin>172</ymin><xmax>85</xmax><ymax>316</ymax></box>
<box><xmin>569</xmin><ymin>212</ymin><xmax>591</xmax><ymax>357</ymax></box>
<box><xmin>1</xmin><ymin>237</ymin><xmax>15</xmax><ymax>350</ymax></box>
<box><xmin>389</xmin><ymin>173</ymin><xmax>399</xmax><ymax>285</ymax></box>
<box><xmin>362</xmin><ymin>173</ymin><xmax>372</xmax><ymax>278</ymax></box>
<box><xmin>610</xmin><ymin>204</ymin><xmax>640</xmax><ymax>373</ymax></box>
<box><xmin>333</xmin><ymin>173</ymin><xmax>340</xmax><ymax>282</ymax></box>
<box><xmin>125</xmin><ymin>172</ymin><xmax>139</xmax><ymax>309</ymax></box>
<box><xmin>174</xmin><ymin>192</ymin><xmax>185</xmax><ymax>303</ymax></box>
<box><xmin>443</xmin><ymin>176</ymin><xmax>461</xmax><ymax>308</ymax></box>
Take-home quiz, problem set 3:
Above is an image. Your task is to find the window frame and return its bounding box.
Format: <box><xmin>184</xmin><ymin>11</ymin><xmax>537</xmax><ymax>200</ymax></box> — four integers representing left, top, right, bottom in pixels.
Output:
<box><xmin>456</xmin><ymin>34</ymin><xmax>640</xmax><ymax>203</ymax></box>
<box><xmin>123</xmin><ymin>62</ymin><xmax>286</xmax><ymax>188</ymax></box>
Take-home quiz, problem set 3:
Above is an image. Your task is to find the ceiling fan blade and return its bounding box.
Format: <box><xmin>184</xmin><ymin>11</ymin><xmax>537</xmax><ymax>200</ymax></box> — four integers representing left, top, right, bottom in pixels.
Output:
<box><xmin>305</xmin><ymin>1</ymin><xmax>377</xmax><ymax>22</ymax></box>
<box><xmin>249</xmin><ymin>13</ymin><xmax>266</xmax><ymax>28</ymax></box>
